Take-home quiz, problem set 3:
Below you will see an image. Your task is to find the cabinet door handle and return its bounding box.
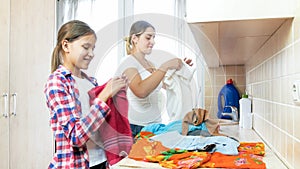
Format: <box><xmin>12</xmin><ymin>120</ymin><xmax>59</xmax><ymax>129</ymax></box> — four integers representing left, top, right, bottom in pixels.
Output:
<box><xmin>3</xmin><ymin>93</ymin><xmax>8</xmax><ymax>118</ymax></box>
<box><xmin>11</xmin><ymin>93</ymin><xmax>17</xmax><ymax>116</ymax></box>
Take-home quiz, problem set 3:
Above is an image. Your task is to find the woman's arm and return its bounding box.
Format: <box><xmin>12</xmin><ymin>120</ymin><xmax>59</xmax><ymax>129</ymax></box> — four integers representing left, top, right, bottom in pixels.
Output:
<box><xmin>124</xmin><ymin>58</ymin><xmax>182</xmax><ymax>98</ymax></box>
<box><xmin>124</xmin><ymin>68</ymin><xmax>166</xmax><ymax>98</ymax></box>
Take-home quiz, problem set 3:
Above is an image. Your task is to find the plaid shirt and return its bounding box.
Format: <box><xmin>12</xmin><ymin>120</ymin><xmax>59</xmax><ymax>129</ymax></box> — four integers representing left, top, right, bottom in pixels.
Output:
<box><xmin>44</xmin><ymin>65</ymin><xmax>110</xmax><ymax>169</ymax></box>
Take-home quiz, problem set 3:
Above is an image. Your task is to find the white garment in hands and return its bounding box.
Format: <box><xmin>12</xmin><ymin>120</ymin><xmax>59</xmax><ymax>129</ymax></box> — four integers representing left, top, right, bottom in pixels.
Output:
<box><xmin>164</xmin><ymin>64</ymin><xmax>196</xmax><ymax>121</ymax></box>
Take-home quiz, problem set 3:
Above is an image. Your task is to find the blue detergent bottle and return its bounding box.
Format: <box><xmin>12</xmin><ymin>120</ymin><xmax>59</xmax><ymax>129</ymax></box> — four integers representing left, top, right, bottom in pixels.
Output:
<box><xmin>217</xmin><ymin>79</ymin><xmax>240</xmax><ymax>119</ymax></box>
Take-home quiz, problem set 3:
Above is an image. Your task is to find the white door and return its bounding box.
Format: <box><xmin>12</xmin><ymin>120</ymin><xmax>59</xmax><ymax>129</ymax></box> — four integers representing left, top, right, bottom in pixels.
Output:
<box><xmin>0</xmin><ymin>0</ymin><xmax>10</xmax><ymax>168</ymax></box>
<box><xmin>0</xmin><ymin>0</ymin><xmax>55</xmax><ymax>168</ymax></box>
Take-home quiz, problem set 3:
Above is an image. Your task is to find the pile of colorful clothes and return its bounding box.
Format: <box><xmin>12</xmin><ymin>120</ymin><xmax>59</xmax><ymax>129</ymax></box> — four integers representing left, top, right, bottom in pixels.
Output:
<box><xmin>128</xmin><ymin>131</ymin><xmax>266</xmax><ymax>169</ymax></box>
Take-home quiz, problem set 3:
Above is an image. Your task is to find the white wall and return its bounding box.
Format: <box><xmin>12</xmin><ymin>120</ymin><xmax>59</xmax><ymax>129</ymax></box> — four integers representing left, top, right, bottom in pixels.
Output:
<box><xmin>186</xmin><ymin>0</ymin><xmax>295</xmax><ymax>22</ymax></box>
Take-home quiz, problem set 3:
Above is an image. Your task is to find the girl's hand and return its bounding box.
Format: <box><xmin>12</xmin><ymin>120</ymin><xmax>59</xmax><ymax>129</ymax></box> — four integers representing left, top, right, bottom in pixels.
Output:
<box><xmin>184</xmin><ymin>57</ymin><xmax>193</xmax><ymax>66</ymax></box>
<box><xmin>97</xmin><ymin>76</ymin><xmax>128</xmax><ymax>102</ymax></box>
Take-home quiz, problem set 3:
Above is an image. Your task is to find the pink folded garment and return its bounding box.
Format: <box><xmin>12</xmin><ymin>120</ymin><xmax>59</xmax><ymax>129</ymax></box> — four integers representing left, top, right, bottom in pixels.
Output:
<box><xmin>88</xmin><ymin>83</ymin><xmax>133</xmax><ymax>166</ymax></box>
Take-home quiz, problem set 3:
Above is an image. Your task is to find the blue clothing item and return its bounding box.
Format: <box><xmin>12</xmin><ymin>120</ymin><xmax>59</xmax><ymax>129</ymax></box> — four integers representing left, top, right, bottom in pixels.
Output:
<box><xmin>130</xmin><ymin>124</ymin><xmax>144</xmax><ymax>138</ymax></box>
<box><xmin>173</xmin><ymin>135</ymin><xmax>239</xmax><ymax>155</ymax></box>
<box><xmin>151</xmin><ymin>131</ymin><xmax>240</xmax><ymax>155</ymax></box>
<box><xmin>141</xmin><ymin>120</ymin><xmax>208</xmax><ymax>135</ymax></box>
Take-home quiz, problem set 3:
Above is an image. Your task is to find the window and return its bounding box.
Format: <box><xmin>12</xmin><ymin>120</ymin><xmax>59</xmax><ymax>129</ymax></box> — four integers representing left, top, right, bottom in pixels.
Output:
<box><xmin>133</xmin><ymin>0</ymin><xmax>177</xmax><ymax>57</ymax></box>
<box><xmin>57</xmin><ymin>0</ymin><xmax>118</xmax><ymax>32</ymax></box>
<box><xmin>56</xmin><ymin>0</ymin><xmax>204</xmax><ymax>114</ymax></box>
<box><xmin>56</xmin><ymin>0</ymin><xmax>120</xmax><ymax>84</ymax></box>
<box><xmin>134</xmin><ymin>0</ymin><xmax>174</xmax><ymax>15</ymax></box>
<box><xmin>133</xmin><ymin>0</ymin><xmax>203</xmax><ymax>122</ymax></box>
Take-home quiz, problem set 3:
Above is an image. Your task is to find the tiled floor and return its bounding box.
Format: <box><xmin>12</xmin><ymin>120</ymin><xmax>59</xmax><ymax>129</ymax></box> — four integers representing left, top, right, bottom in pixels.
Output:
<box><xmin>112</xmin><ymin>124</ymin><xmax>288</xmax><ymax>169</ymax></box>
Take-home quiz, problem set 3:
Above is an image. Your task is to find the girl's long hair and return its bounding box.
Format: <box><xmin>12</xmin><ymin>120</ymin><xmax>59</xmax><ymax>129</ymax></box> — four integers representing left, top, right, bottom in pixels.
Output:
<box><xmin>51</xmin><ymin>20</ymin><xmax>96</xmax><ymax>72</ymax></box>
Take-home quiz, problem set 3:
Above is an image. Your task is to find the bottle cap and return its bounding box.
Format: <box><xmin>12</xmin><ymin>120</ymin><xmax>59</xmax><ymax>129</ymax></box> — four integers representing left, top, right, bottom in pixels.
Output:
<box><xmin>242</xmin><ymin>94</ymin><xmax>248</xmax><ymax>98</ymax></box>
<box><xmin>226</xmin><ymin>79</ymin><xmax>233</xmax><ymax>84</ymax></box>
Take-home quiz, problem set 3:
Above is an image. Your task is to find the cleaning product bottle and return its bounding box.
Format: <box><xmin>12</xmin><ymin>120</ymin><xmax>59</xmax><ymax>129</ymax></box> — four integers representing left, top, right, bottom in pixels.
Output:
<box><xmin>217</xmin><ymin>79</ymin><xmax>240</xmax><ymax>119</ymax></box>
<box><xmin>239</xmin><ymin>93</ymin><xmax>252</xmax><ymax>129</ymax></box>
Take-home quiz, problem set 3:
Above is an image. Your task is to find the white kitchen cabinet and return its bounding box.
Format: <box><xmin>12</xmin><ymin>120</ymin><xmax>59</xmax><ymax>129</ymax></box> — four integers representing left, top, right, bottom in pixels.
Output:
<box><xmin>0</xmin><ymin>0</ymin><xmax>10</xmax><ymax>168</ymax></box>
<box><xmin>0</xmin><ymin>0</ymin><xmax>55</xmax><ymax>168</ymax></box>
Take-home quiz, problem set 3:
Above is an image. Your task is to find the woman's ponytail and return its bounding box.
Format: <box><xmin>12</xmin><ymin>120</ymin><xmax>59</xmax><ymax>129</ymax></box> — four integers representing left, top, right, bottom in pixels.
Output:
<box><xmin>124</xmin><ymin>36</ymin><xmax>132</xmax><ymax>55</ymax></box>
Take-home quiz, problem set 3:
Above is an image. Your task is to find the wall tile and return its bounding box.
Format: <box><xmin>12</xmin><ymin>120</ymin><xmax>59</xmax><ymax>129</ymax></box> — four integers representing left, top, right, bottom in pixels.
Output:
<box><xmin>244</xmin><ymin>18</ymin><xmax>299</xmax><ymax>168</ymax></box>
<box><xmin>294</xmin><ymin>41</ymin><xmax>300</xmax><ymax>73</ymax></box>
<box><xmin>205</xmin><ymin>86</ymin><xmax>213</xmax><ymax>96</ymax></box>
<box><xmin>286</xmin><ymin>106</ymin><xmax>294</xmax><ymax>134</ymax></box>
<box><xmin>281</xmin><ymin>76</ymin><xmax>289</xmax><ymax>104</ymax></box>
<box><xmin>272</xmin><ymin>128</ymin><xmax>282</xmax><ymax>154</ymax></box>
<box><xmin>279</xmin><ymin>132</ymin><xmax>287</xmax><ymax>160</ymax></box>
<box><xmin>294</xmin><ymin>107</ymin><xmax>300</xmax><ymax>140</ymax></box>
<box><xmin>215</xmin><ymin>75</ymin><xmax>227</xmax><ymax>86</ymax></box>
<box><xmin>205</xmin><ymin>65</ymin><xmax>246</xmax><ymax>119</ymax></box>
<box><xmin>294</xmin><ymin>140</ymin><xmax>300</xmax><ymax>167</ymax></box>
<box><xmin>215</xmin><ymin>67</ymin><xmax>226</xmax><ymax>76</ymax></box>
<box><xmin>286</xmin><ymin>136</ymin><xmax>294</xmax><ymax>168</ymax></box>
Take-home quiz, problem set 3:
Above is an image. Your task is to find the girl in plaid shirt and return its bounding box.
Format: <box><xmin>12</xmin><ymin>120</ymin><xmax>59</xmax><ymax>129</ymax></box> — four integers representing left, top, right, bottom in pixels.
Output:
<box><xmin>44</xmin><ymin>20</ymin><xmax>127</xmax><ymax>169</ymax></box>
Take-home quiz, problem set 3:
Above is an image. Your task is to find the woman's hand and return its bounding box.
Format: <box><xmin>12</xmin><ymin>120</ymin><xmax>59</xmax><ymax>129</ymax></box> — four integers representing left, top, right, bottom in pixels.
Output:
<box><xmin>159</xmin><ymin>58</ymin><xmax>183</xmax><ymax>72</ymax></box>
<box><xmin>97</xmin><ymin>76</ymin><xmax>128</xmax><ymax>102</ymax></box>
<box><xmin>159</xmin><ymin>57</ymin><xmax>193</xmax><ymax>72</ymax></box>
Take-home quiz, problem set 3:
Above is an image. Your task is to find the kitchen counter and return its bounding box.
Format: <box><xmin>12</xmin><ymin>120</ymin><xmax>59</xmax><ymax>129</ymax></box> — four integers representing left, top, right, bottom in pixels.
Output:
<box><xmin>112</xmin><ymin>124</ymin><xmax>288</xmax><ymax>169</ymax></box>
<box><xmin>218</xmin><ymin>125</ymin><xmax>287</xmax><ymax>169</ymax></box>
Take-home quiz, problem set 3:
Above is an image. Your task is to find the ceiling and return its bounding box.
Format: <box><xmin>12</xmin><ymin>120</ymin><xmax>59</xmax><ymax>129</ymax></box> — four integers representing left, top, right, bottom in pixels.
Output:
<box><xmin>188</xmin><ymin>18</ymin><xmax>290</xmax><ymax>67</ymax></box>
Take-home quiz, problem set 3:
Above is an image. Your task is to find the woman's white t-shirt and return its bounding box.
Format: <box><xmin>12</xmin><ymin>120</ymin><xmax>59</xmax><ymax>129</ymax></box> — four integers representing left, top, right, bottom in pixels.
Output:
<box><xmin>114</xmin><ymin>56</ymin><xmax>163</xmax><ymax>126</ymax></box>
<box><xmin>73</xmin><ymin>75</ymin><xmax>106</xmax><ymax>167</ymax></box>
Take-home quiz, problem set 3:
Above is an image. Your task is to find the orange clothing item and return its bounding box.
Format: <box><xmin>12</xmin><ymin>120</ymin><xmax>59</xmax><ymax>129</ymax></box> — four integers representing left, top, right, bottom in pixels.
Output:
<box><xmin>135</xmin><ymin>131</ymin><xmax>155</xmax><ymax>140</ymax></box>
<box><xmin>201</xmin><ymin>152</ymin><xmax>266</xmax><ymax>169</ymax></box>
<box><xmin>159</xmin><ymin>152</ymin><xmax>211</xmax><ymax>169</ymax></box>
<box><xmin>238</xmin><ymin>142</ymin><xmax>265</xmax><ymax>156</ymax></box>
<box><xmin>128</xmin><ymin>138</ymin><xmax>170</xmax><ymax>161</ymax></box>
<box><xmin>201</xmin><ymin>142</ymin><xmax>266</xmax><ymax>168</ymax></box>
<box><xmin>146</xmin><ymin>151</ymin><xmax>211</xmax><ymax>169</ymax></box>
